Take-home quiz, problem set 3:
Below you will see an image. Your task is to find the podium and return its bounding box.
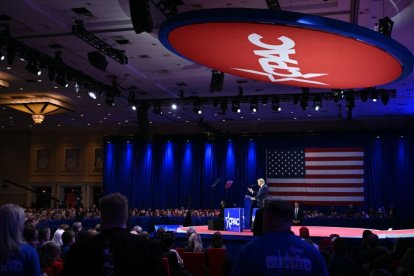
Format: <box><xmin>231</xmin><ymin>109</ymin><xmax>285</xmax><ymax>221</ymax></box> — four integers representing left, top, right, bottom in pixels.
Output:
<box><xmin>244</xmin><ymin>197</ymin><xmax>252</xmax><ymax>229</ymax></box>
<box><xmin>224</xmin><ymin>208</ymin><xmax>244</xmax><ymax>232</ymax></box>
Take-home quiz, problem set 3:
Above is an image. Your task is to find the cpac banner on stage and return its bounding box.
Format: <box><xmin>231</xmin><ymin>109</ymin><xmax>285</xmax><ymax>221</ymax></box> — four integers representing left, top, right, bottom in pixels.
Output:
<box><xmin>224</xmin><ymin>208</ymin><xmax>244</xmax><ymax>232</ymax></box>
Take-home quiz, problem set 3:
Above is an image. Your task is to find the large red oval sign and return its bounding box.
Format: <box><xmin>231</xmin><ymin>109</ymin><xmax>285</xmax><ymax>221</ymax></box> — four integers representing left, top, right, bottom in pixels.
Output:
<box><xmin>159</xmin><ymin>9</ymin><xmax>413</xmax><ymax>89</ymax></box>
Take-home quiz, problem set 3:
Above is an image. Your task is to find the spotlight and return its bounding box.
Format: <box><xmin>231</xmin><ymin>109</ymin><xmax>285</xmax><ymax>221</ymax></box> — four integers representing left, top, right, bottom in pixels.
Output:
<box><xmin>313</xmin><ymin>95</ymin><xmax>322</xmax><ymax>111</ymax></box>
<box><xmin>25</xmin><ymin>60</ymin><xmax>40</xmax><ymax>75</ymax></box>
<box><xmin>171</xmin><ymin>103</ymin><xmax>177</xmax><ymax>110</ymax></box>
<box><xmin>88</xmin><ymin>90</ymin><xmax>97</xmax><ymax>100</ymax></box>
<box><xmin>6</xmin><ymin>46</ymin><xmax>15</xmax><ymax>65</ymax></box>
<box><xmin>346</xmin><ymin>93</ymin><xmax>355</xmax><ymax>110</ymax></box>
<box><xmin>106</xmin><ymin>93</ymin><xmax>115</xmax><ymax>106</ymax></box>
<box><xmin>153</xmin><ymin>103</ymin><xmax>162</xmax><ymax>115</ymax></box>
<box><xmin>378</xmin><ymin>16</ymin><xmax>394</xmax><ymax>37</ymax></box>
<box><xmin>210</xmin><ymin>70</ymin><xmax>224</xmax><ymax>93</ymax></box>
<box><xmin>220</xmin><ymin>99</ymin><xmax>227</xmax><ymax>114</ymax></box>
<box><xmin>360</xmin><ymin>89</ymin><xmax>368</xmax><ymax>102</ymax></box>
<box><xmin>250</xmin><ymin>98</ymin><xmax>258</xmax><ymax>113</ymax></box>
<box><xmin>75</xmin><ymin>82</ymin><xmax>80</xmax><ymax>93</ymax></box>
<box><xmin>55</xmin><ymin>73</ymin><xmax>67</xmax><ymax>87</ymax></box>
<box><xmin>232</xmin><ymin>100</ymin><xmax>240</xmax><ymax>113</ymax></box>
<box><xmin>0</xmin><ymin>51</ymin><xmax>4</xmax><ymax>61</ymax></box>
<box><xmin>272</xmin><ymin>97</ymin><xmax>281</xmax><ymax>112</ymax></box>
<box><xmin>193</xmin><ymin>103</ymin><xmax>202</xmax><ymax>114</ymax></box>
<box><xmin>131</xmin><ymin>105</ymin><xmax>137</xmax><ymax>111</ymax></box>
<box><xmin>128</xmin><ymin>90</ymin><xmax>136</xmax><ymax>104</ymax></box>
<box><xmin>380</xmin><ymin>90</ymin><xmax>389</xmax><ymax>105</ymax></box>
<box><xmin>371</xmin><ymin>90</ymin><xmax>378</xmax><ymax>102</ymax></box>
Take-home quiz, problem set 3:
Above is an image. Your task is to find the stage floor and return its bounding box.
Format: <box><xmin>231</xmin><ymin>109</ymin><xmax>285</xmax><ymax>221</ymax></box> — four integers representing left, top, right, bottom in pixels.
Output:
<box><xmin>177</xmin><ymin>225</ymin><xmax>414</xmax><ymax>239</ymax></box>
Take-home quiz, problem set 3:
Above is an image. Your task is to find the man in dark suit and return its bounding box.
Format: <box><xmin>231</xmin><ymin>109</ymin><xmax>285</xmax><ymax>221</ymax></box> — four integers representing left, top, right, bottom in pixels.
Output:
<box><xmin>293</xmin><ymin>201</ymin><xmax>303</xmax><ymax>224</ymax></box>
<box><xmin>248</xmin><ymin>178</ymin><xmax>269</xmax><ymax>208</ymax></box>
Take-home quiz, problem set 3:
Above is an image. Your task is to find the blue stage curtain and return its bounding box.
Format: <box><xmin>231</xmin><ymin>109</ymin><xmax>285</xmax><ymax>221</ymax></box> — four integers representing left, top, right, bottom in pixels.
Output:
<box><xmin>104</xmin><ymin>133</ymin><xmax>414</xmax><ymax>218</ymax></box>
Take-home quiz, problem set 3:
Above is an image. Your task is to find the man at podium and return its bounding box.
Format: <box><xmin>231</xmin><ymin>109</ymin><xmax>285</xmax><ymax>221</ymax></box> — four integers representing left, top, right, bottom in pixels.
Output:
<box><xmin>247</xmin><ymin>178</ymin><xmax>269</xmax><ymax>208</ymax></box>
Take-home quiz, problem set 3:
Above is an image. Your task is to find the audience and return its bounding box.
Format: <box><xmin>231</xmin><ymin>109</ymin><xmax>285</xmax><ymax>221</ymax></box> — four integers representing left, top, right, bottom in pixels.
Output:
<box><xmin>63</xmin><ymin>192</ymin><xmax>164</xmax><ymax>275</ymax></box>
<box><xmin>232</xmin><ymin>200</ymin><xmax>329</xmax><ymax>275</ymax></box>
<box><xmin>0</xmin><ymin>204</ymin><xmax>42</xmax><ymax>275</ymax></box>
<box><xmin>208</xmin><ymin>231</ymin><xmax>226</xmax><ymax>249</ymax></box>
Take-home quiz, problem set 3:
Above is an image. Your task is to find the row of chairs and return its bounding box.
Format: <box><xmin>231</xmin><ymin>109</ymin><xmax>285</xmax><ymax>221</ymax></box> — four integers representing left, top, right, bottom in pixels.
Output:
<box><xmin>163</xmin><ymin>248</ymin><xmax>226</xmax><ymax>276</ymax></box>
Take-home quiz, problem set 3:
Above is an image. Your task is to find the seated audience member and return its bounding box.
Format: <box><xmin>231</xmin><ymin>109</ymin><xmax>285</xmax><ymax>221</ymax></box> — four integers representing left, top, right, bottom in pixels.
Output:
<box><xmin>60</xmin><ymin>230</ymin><xmax>75</xmax><ymax>261</ymax></box>
<box><xmin>232</xmin><ymin>200</ymin><xmax>328</xmax><ymax>276</ymax></box>
<box><xmin>39</xmin><ymin>241</ymin><xmax>63</xmax><ymax>274</ymax></box>
<box><xmin>397</xmin><ymin>247</ymin><xmax>414</xmax><ymax>276</ymax></box>
<box><xmin>159</xmin><ymin>232</ymin><xmax>185</xmax><ymax>275</ymax></box>
<box><xmin>63</xmin><ymin>192</ymin><xmax>164</xmax><ymax>276</ymax></box>
<box><xmin>208</xmin><ymin>232</ymin><xmax>226</xmax><ymax>249</ymax></box>
<box><xmin>329</xmin><ymin>237</ymin><xmax>358</xmax><ymax>276</ymax></box>
<box><xmin>299</xmin><ymin>226</ymin><xmax>318</xmax><ymax>250</ymax></box>
<box><xmin>185</xmin><ymin>232</ymin><xmax>203</xmax><ymax>252</ymax></box>
<box><xmin>0</xmin><ymin>204</ymin><xmax>42</xmax><ymax>275</ymax></box>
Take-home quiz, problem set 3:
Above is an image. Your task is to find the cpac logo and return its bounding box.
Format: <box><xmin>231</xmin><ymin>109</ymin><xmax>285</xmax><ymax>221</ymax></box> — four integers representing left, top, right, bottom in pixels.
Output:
<box><xmin>233</xmin><ymin>33</ymin><xmax>327</xmax><ymax>85</ymax></box>
<box><xmin>225</xmin><ymin>211</ymin><xmax>240</xmax><ymax>229</ymax></box>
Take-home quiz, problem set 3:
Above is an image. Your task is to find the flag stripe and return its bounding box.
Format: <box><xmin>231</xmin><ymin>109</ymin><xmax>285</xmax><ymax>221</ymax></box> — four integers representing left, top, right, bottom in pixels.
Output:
<box><xmin>269</xmin><ymin>187</ymin><xmax>364</xmax><ymax>192</ymax></box>
<box><xmin>305</xmin><ymin>156</ymin><xmax>364</xmax><ymax>161</ymax></box>
<box><xmin>305</xmin><ymin>148</ymin><xmax>365</xmax><ymax>153</ymax></box>
<box><xmin>306</xmin><ymin>160</ymin><xmax>363</xmax><ymax>166</ymax></box>
<box><xmin>267</xmin><ymin>147</ymin><xmax>364</xmax><ymax>205</ymax></box>
<box><xmin>267</xmin><ymin>198</ymin><xmax>364</xmax><ymax>205</ymax></box>
<box><xmin>305</xmin><ymin>152</ymin><xmax>364</xmax><ymax>157</ymax></box>
<box><xmin>267</xmin><ymin>178</ymin><xmax>363</xmax><ymax>183</ymax></box>
<box><xmin>269</xmin><ymin>191</ymin><xmax>364</xmax><ymax>197</ymax></box>
<box><xmin>268</xmin><ymin>183</ymin><xmax>363</xmax><ymax>188</ymax></box>
<box><xmin>305</xmin><ymin>174</ymin><xmax>363</xmax><ymax>179</ymax></box>
<box><xmin>268</xmin><ymin>195</ymin><xmax>365</xmax><ymax>201</ymax></box>
<box><xmin>305</xmin><ymin>165</ymin><xmax>363</xmax><ymax>170</ymax></box>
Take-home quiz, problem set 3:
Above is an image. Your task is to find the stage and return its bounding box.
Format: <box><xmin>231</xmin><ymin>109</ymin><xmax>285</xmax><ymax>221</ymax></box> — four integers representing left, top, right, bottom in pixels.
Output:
<box><xmin>177</xmin><ymin>225</ymin><xmax>414</xmax><ymax>239</ymax></box>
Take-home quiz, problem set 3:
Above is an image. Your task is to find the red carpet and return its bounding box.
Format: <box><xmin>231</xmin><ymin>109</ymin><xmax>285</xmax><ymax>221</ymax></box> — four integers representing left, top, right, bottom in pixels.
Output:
<box><xmin>178</xmin><ymin>225</ymin><xmax>414</xmax><ymax>239</ymax></box>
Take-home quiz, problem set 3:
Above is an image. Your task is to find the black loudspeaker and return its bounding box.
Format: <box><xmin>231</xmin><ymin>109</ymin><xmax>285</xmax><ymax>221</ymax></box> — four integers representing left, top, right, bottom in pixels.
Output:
<box><xmin>87</xmin><ymin>51</ymin><xmax>108</xmax><ymax>72</ymax></box>
<box><xmin>129</xmin><ymin>0</ymin><xmax>153</xmax><ymax>34</ymax></box>
<box><xmin>208</xmin><ymin>219</ymin><xmax>224</xmax><ymax>231</ymax></box>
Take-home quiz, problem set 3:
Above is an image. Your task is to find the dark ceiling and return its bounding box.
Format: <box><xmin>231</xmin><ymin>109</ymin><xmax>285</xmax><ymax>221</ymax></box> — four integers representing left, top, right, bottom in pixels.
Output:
<box><xmin>0</xmin><ymin>0</ymin><xmax>413</xmax><ymax>136</ymax></box>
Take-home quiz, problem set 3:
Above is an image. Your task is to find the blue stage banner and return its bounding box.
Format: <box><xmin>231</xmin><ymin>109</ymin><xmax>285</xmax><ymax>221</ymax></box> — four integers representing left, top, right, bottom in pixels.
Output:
<box><xmin>224</xmin><ymin>208</ymin><xmax>244</xmax><ymax>232</ymax></box>
<box><xmin>154</xmin><ymin>225</ymin><xmax>183</xmax><ymax>232</ymax></box>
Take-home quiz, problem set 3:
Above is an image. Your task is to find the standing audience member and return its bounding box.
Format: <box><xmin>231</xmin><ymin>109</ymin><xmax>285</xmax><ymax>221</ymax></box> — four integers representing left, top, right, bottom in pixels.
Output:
<box><xmin>37</xmin><ymin>225</ymin><xmax>51</xmax><ymax>248</ymax></box>
<box><xmin>60</xmin><ymin>230</ymin><xmax>75</xmax><ymax>261</ymax></box>
<box><xmin>39</xmin><ymin>241</ymin><xmax>63</xmax><ymax>275</ymax></box>
<box><xmin>0</xmin><ymin>204</ymin><xmax>42</xmax><ymax>275</ymax></box>
<box><xmin>71</xmin><ymin>222</ymin><xmax>82</xmax><ymax>237</ymax></box>
<box><xmin>63</xmin><ymin>192</ymin><xmax>164</xmax><ymax>276</ymax></box>
<box><xmin>185</xmin><ymin>232</ymin><xmax>203</xmax><ymax>252</ymax></box>
<box><xmin>23</xmin><ymin>224</ymin><xmax>39</xmax><ymax>249</ymax></box>
<box><xmin>232</xmin><ymin>200</ymin><xmax>328</xmax><ymax>276</ymax></box>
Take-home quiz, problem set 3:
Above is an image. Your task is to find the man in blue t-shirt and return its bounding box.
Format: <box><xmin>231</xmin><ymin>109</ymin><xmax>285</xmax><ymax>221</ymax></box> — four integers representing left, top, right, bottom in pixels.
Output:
<box><xmin>232</xmin><ymin>200</ymin><xmax>328</xmax><ymax>276</ymax></box>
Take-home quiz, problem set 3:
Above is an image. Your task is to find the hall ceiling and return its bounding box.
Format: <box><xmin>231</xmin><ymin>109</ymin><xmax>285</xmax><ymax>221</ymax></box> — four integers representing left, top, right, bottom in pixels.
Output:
<box><xmin>0</xmin><ymin>0</ymin><xmax>413</xmax><ymax>135</ymax></box>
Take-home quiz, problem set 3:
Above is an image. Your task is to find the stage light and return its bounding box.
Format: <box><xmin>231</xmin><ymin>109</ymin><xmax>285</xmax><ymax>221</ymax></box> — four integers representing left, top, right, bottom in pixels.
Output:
<box><xmin>313</xmin><ymin>95</ymin><xmax>322</xmax><ymax>111</ymax></box>
<box><xmin>250</xmin><ymin>98</ymin><xmax>258</xmax><ymax>113</ymax></box>
<box><xmin>378</xmin><ymin>16</ymin><xmax>394</xmax><ymax>37</ymax></box>
<box><xmin>0</xmin><ymin>51</ymin><xmax>4</xmax><ymax>61</ymax></box>
<box><xmin>380</xmin><ymin>90</ymin><xmax>389</xmax><ymax>105</ymax></box>
<box><xmin>193</xmin><ymin>103</ymin><xmax>202</xmax><ymax>114</ymax></box>
<box><xmin>106</xmin><ymin>93</ymin><xmax>115</xmax><ymax>106</ymax></box>
<box><xmin>272</xmin><ymin>97</ymin><xmax>281</xmax><ymax>112</ymax></box>
<box><xmin>131</xmin><ymin>105</ymin><xmax>137</xmax><ymax>111</ymax></box>
<box><xmin>171</xmin><ymin>103</ymin><xmax>177</xmax><ymax>110</ymax></box>
<box><xmin>55</xmin><ymin>73</ymin><xmax>68</xmax><ymax>87</ymax></box>
<box><xmin>88</xmin><ymin>90</ymin><xmax>97</xmax><ymax>100</ymax></box>
<box><xmin>232</xmin><ymin>100</ymin><xmax>240</xmax><ymax>113</ymax></box>
<box><xmin>210</xmin><ymin>70</ymin><xmax>224</xmax><ymax>92</ymax></box>
<box><xmin>25</xmin><ymin>60</ymin><xmax>41</xmax><ymax>76</ymax></box>
<box><xmin>153</xmin><ymin>103</ymin><xmax>162</xmax><ymax>115</ymax></box>
<box><xmin>75</xmin><ymin>82</ymin><xmax>80</xmax><ymax>93</ymax></box>
<box><xmin>371</xmin><ymin>90</ymin><xmax>378</xmax><ymax>102</ymax></box>
<box><xmin>220</xmin><ymin>99</ymin><xmax>227</xmax><ymax>114</ymax></box>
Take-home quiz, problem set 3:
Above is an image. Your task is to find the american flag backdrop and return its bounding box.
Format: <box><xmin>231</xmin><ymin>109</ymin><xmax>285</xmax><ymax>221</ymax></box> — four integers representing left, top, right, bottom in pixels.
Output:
<box><xmin>266</xmin><ymin>148</ymin><xmax>364</xmax><ymax>205</ymax></box>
